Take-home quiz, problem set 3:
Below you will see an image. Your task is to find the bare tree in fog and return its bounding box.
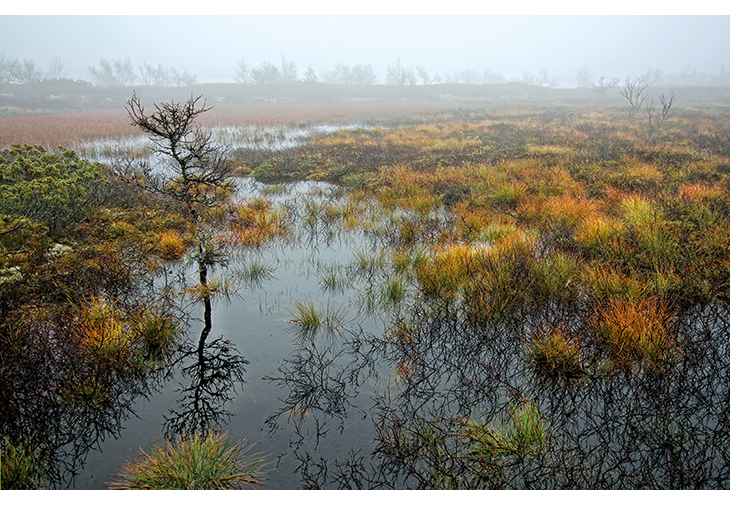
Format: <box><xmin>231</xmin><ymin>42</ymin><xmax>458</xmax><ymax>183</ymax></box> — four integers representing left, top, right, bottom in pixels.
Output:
<box><xmin>251</xmin><ymin>61</ymin><xmax>280</xmax><ymax>85</ymax></box>
<box><xmin>136</xmin><ymin>62</ymin><xmax>195</xmax><ymax>87</ymax></box>
<box><xmin>574</xmin><ymin>67</ymin><xmax>594</xmax><ymax>88</ymax></box>
<box><xmin>386</xmin><ymin>58</ymin><xmax>416</xmax><ymax>86</ymax></box>
<box><xmin>521</xmin><ymin>68</ymin><xmax>556</xmax><ymax>87</ymax></box>
<box><xmin>45</xmin><ymin>57</ymin><xmax>67</xmax><ymax>80</ymax></box>
<box><xmin>280</xmin><ymin>54</ymin><xmax>298</xmax><ymax>82</ymax></box>
<box><xmin>0</xmin><ymin>56</ymin><xmax>43</xmax><ymax>84</ymax></box>
<box><xmin>304</xmin><ymin>65</ymin><xmax>317</xmax><ymax>82</ymax></box>
<box><xmin>592</xmin><ymin>76</ymin><xmax>620</xmax><ymax>97</ymax></box>
<box><xmin>645</xmin><ymin>89</ymin><xmax>677</xmax><ymax>142</ymax></box>
<box><xmin>88</xmin><ymin>57</ymin><xmax>136</xmax><ymax>87</ymax></box>
<box><xmin>169</xmin><ymin>66</ymin><xmax>197</xmax><ymax>87</ymax></box>
<box><xmin>138</xmin><ymin>62</ymin><xmax>167</xmax><ymax>86</ymax></box>
<box><xmin>234</xmin><ymin>59</ymin><xmax>251</xmax><ymax>84</ymax></box>
<box><xmin>640</xmin><ymin>68</ymin><xmax>664</xmax><ymax>86</ymax></box>
<box><xmin>350</xmin><ymin>64</ymin><xmax>378</xmax><ymax>85</ymax></box>
<box><xmin>457</xmin><ymin>68</ymin><xmax>480</xmax><ymax>84</ymax></box>
<box><xmin>321</xmin><ymin>64</ymin><xmax>350</xmax><ymax>85</ymax></box>
<box><xmin>620</xmin><ymin>77</ymin><xmax>650</xmax><ymax>122</ymax></box>
<box><xmin>322</xmin><ymin>63</ymin><xmax>377</xmax><ymax>85</ymax></box>
<box><xmin>415</xmin><ymin>65</ymin><xmax>431</xmax><ymax>85</ymax></box>
<box><xmin>481</xmin><ymin>68</ymin><xmax>505</xmax><ymax>84</ymax></box>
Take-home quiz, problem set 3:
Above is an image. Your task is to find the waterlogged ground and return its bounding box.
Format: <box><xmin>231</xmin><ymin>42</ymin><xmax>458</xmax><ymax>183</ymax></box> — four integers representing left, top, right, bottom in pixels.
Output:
<box><xmin>18</xmin><ymin>116</ymin><xmax>730</xmax><ymax>489</ymax></box>
<box><xmin>71</xmin><ymin>123</ymin><xmax>368</xmax><ymax>166</ymax></box>
<box><xmin>70</xmin><ymin>179</ymin><xmax>409</xmax><ymax>489</ymax></box>
<box><xmin>64</xmin><ymin>175</ymin><xmax>730</xmax><ymax>489</ymax></box>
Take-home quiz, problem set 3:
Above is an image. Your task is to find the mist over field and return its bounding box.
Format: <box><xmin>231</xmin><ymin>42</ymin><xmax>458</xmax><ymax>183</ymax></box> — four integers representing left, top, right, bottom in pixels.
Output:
<box><xmin>1</xmin><ymin>15</ymin><xmax>729</xmax><ymax>88</ymax></box>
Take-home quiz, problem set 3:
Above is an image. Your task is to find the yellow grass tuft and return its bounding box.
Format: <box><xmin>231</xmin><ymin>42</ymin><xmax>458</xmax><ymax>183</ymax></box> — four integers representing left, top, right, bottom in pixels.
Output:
<box><xmin>595</xmin><ymin>297</ymin><xmax>678</xmax><ymax>372</ymax></box>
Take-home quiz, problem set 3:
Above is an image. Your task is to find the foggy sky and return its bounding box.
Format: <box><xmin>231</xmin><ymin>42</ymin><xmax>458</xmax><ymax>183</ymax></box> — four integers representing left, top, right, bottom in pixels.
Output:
<box><xmin>1</xmin><ymin>14</ymin><xmax>729</xmax><ymax>87</ymax></box>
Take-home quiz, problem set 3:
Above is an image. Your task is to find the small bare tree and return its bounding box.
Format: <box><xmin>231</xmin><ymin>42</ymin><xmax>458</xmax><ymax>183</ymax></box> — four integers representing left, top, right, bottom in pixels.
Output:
<box><xmin>592</xmin><ymin>76</ymin><xmax>619</xmax><ymax>97</ymax></box>
<box><xmin>120</xmin><ymin>93</ymin><xmax>233</xmax><ymax>286</ymax></box>
<box><xmin>481</xmin><ymin>68</ymin><xmax>505</xmax><ymax>84</ymax></box>
<box><xmin>619</xmin><ymin>77</ymin><xmax>649</xmax><ymax>122</ymax></box>
<box><xmin>280</xmin><ymin>54</ymin><xmax>297</xmax><ymax>82</ymax></box>
<box><xmin>385</xmin><ymin>58</ymin><xmax>416</xmax><ymax>86</ymax></box>
<box><xmin>234</xmin><ymin>60</ymin><xmax>250</xmax><ymax>84</ymax></box>
<box><xmin>415</xmin><ymin>65</ymin><xmax>431</xmax><ymax>85</ymax></box>
<box><xmin>88</xmin><ymin>57</ymin><xmax>137</xmax><ymax>87</ymax></box>
<box><xmin>350</xmin><ymin>64</ymin><xmax>377</xmax><ymax>85</ymax></box>
<box><xmin>45</xmin><ymin>57</ymin><xmax>67</xmax><ymax>80</ymax></box>
<box><xmin>304</xmin><ymin>65</ymin><xmax>317</xmax><ymax>82</ymax></box>
<box><xmin>645</xmin><ymin>89</ymin><xmax>677</xmax><ymax>142</ymax></box>
<box><xmin>574</xmin><ymin>67</ymin><xmax>595</xmax><ymax>88</ymax></box>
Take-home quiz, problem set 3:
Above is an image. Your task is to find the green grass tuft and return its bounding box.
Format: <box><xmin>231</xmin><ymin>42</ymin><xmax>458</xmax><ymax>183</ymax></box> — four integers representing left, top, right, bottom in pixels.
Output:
<box><xmin>108</xmin><ymin>431</ymin><xmax>265</xmax><ymax>490</ymax></box>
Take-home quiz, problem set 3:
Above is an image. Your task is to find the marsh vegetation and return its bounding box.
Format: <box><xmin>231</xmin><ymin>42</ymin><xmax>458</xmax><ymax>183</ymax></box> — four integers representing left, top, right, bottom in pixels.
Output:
<box><xmin>3</xmin><ymin>88</ymin><xmax>730</xmax><ymax>489</ymax></box>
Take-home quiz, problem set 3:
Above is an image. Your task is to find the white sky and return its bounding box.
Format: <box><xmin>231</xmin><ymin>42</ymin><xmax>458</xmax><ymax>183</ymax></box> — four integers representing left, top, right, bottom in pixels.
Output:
<box><xmin>1</xmin><ymin>4</ymin><xmax>729</xmax><ymax>86</ymax></box>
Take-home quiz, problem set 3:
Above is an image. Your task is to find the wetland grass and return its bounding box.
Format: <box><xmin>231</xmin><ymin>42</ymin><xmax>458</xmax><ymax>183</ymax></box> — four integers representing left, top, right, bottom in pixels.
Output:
<box><xmin>0</xmin><ymin>438</ymin><xmax>46</xmax><ymax>490</ymax></box>
<box><xmin>524</xmin><ymin>326</ymin><xmax>584</xmax><ymax>378</ymax></box>
<box><xmin>595</xmin><ymin>297</ymin><xmax>678</xmax><ymax>373</ymax></box>
<box><xmin>464</xmin><ymin>400</ymin><xmax>548</xmax><ymax>459</ymax></box>
<box><xmin>288</xmin><ymin>298</ymin><xmax>348</xmax><ymax>336</ymax></box>
<box><xmin>108</xmin><ymin>431</ymin><xmax>265</xmax><ymax>489</ymax></box>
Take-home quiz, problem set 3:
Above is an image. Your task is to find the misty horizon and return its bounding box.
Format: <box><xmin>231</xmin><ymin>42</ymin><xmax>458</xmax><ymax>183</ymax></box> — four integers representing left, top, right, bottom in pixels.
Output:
<box><xmin>1</xmin><ymin>15</ymin><xmax>729</xmax><ymax>88</ymax></box>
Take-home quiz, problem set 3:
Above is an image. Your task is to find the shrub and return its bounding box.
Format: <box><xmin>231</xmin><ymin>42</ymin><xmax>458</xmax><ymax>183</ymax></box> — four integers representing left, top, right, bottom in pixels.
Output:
<box><xmin>0</xmin><ymin>145</ymin><xmax>106</xmax><ymax>239</ymax></box>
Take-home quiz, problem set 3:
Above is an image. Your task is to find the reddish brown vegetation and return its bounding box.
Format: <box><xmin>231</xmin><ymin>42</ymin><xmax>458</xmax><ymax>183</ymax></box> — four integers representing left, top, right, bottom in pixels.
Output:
<box><xmin>0</xmin><ymin>102</ymin><xmax>462</xmax><ymax>149</ymax></box>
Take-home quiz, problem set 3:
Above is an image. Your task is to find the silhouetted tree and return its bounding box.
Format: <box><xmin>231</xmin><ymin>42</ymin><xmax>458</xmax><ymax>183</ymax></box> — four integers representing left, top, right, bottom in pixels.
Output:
<box><xmin>120</xmin><ymin>93</ymin><xmax>233</xmax><ymax>287</ymax></box>
<box><xmin>251</xmin><ymin>61</ymin><xmax>280</xmax><ymax>85</ymax></box>
<box><xmin>386</xmin><ymin>58</ymin><xmax>416</xmax><ymax>86</ymax></box>
<box><xmin>574</xmin><ymin>67</ymin><xmax>594</xmax><ymax>88</ymax></box>
<box><xmin>620</xmin><ymin>77</ymin><xmax>649</xmax><ymax>122</ymax></box>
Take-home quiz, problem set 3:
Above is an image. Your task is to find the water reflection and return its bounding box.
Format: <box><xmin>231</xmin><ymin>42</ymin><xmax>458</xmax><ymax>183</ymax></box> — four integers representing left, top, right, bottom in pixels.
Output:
<box><xmin>265</xmin><ymin>283</ymin><xmax>730</xmax><ymax>489</ymax></box>
<box><xmin>0</xmin><ymin>301</ymin><xmax>175</xmax><ymax>488</ymax></box>
<box><xmin>163</xmin><ymin>294</ymin><xmax>248</xmax><ymax>437</ymax></box>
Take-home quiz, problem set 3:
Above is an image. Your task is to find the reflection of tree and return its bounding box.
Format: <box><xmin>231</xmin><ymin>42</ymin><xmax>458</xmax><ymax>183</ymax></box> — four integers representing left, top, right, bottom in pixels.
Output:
<box><xmin>265</xmin><ymin>295</ymin><xmax>730</xmax><ymax>489</ymax></box>
<box><xmin>263</xmin><ymin>339</ymin><xmax>366</xmax><ymax>443</ymax></box>
<box><xmin>164</xmin><ymin>294</ymin><xmax>248</xmax><ymax>438</ymax></box>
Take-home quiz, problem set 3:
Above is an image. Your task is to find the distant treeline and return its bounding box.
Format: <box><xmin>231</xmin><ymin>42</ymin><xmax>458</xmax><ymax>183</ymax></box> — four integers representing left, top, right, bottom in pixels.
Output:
<box><xmin>3</xmin><ymin>53</ymin><xmax>730</xmax><ymax>90</ymax></box>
